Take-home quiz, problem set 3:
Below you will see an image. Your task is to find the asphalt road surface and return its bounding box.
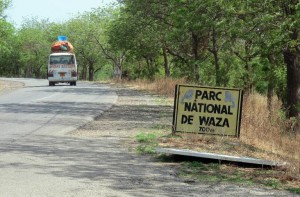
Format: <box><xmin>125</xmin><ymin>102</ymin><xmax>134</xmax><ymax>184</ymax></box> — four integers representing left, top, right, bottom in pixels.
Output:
<box><xmin>0</xmin><ymin>78</ymin><xmax>117</xmax><ymax>142</ymax></box>
<box><xmin>0</xmin><ymin>78</ymin><xmax>297</xmax><ymax>197</ymax></box>
<box><xmin>0</xmin><ymin>78</ymin><xmax>119</xmax><ymax>196</ymax></box>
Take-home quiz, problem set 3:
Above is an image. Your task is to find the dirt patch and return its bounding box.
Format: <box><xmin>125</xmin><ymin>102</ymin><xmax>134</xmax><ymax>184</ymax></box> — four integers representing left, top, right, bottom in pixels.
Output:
<box><xmin>70</xmin><ymin>84</ymin><xmax>173</xmax><ymax>140</ymax></box>
<box><xmin>0</xmin><ymin>80</ymin><xmax>24</xmax><ymax>94</ymax></box>
<box><xmin>68</xmin><ymin>83</ymin><xmax>299</xmax><ymax>196</ymax></box>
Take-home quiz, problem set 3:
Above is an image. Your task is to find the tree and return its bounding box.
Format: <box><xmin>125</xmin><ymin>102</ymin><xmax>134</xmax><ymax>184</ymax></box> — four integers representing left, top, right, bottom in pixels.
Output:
<box><xmin>280</xmin><ymin>1</ymin><xmax>300</xmax><ymax>119</ymax></box>
<box><xmin>65</xmin><ymin>14</ymin><xmax>107</xmax><ymax>81</ymax></box>
<box><xmin>0</xmin><ymin>0</ymin><xmax>10</xmax><ymax>19</ymax></box>
<box><xmin>0</xmin><ymin>21</ymin><xmax>18</xmax><ymax>76</ymax></box>
<box><xmin>90</xmin><ymin>6</ymin><xmax>126</xmax><ymax>80</ymax></box>
<box><xmin>17</xmin><ymin>18</ymin><xmax>51</xmax><ymax>78</ymax></box>
<box><xmin>0</xmin><ymin>0</ymin><xmax>18</xmax><ymax>77</ymax></box>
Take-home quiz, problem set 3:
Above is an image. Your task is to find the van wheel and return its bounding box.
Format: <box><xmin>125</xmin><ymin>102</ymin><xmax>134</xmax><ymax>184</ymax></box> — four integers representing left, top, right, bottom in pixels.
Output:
<box><xmin>49</xmin><ymin>82</ymin><xmax>55</xmax><ymax>86</ymax></box>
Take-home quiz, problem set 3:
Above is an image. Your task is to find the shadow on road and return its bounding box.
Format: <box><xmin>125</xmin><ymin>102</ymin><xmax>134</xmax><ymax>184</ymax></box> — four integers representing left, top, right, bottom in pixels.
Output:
<box><xmin>0</xmin><ymin>134</ymin><xmax>203</xmax><ymax>197</ymax></box>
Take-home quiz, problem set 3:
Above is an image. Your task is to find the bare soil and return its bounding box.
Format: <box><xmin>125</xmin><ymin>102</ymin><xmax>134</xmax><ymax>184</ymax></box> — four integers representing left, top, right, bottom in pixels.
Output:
<box><xmin>69</xmin><ymin>83</ymin><xmax>298</xmax><ymax>196</ymax></box>
<box><xmin>70</xmin><ymin>84</ymin><xmax>172</xmax><ymax>139</ymax></box>
<box><xmin>0</xmin><ymin>80</ymin><xmax>24</xmax><ymax>94</ymax></box>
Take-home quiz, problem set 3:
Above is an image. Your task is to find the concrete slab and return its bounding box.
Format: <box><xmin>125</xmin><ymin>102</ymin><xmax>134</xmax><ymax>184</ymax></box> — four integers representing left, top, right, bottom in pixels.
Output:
<box><xmin>156</xmin><ymin>148</ymin><xmax>284</xmax><ymax>167</ymax></box>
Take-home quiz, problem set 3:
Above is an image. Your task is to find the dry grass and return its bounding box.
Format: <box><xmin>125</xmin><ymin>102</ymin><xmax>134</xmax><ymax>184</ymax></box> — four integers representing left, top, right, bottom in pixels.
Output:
<box><xmin>111</xmin><ymin>77</ymin><xmax>300</xmax><ymax>186</ymax></box>
<box><xmin>241</xmin><ymin>93</ymin><xmax>300</xmax><ymax>178</ymax></box>
<box><xmin>107</xmin><ymin>77</ymin><xmax>187</xmax><ymax>98</ymax></box>
<box><xmin>0</xmin><ymin>80</ymin><xmax>23</xmax><ymax>92</ymax></box>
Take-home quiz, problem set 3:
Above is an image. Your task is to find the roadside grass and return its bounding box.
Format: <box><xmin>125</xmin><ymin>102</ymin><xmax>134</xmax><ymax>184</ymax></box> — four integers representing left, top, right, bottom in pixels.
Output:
<box><xmin>179</xmin><ymin>161</ymin><xmax>255</xmax><ymax>185</ymax></box>
<box><xmin>288</xmin><ymin>188</ymin><xmax>300</xmax><ymax>194</ymax></box>
<box><xmin>173</xmin><ymin>154</ymin><xmax>296</xmax><ymax>193</ymax></box>
<box><xmin>135</xmin><ymin>132</ymin><xmax>160</xmax><ymax>154</ymax></box>
<box><xmin>123</xmin><ymin>77</ymin><xmax>300</xmax><ymax>193</ymax></box>
<box><xmin>135</xmin><ymin>129</ymin><xmax>300</xmax><ymax>193</ymax></box>
<box><xmin>177</xmin><ymin>161</ymin><xmax>292</xmax><ymax>190</ymax></box>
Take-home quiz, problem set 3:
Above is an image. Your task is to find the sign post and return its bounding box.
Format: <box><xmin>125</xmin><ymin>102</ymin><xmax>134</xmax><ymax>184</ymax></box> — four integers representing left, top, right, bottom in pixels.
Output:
<box><xmin>173</xmin><ymin>84</ymin><xmax>243</xmax><ymax>137</ymax></box>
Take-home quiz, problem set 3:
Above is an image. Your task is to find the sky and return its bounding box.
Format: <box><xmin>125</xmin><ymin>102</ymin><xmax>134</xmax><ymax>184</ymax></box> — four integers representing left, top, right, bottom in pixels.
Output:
<box><xmin>5</xmin><ymin>0</ymin><xmax>116</xmax><ymax>27</ymax></box>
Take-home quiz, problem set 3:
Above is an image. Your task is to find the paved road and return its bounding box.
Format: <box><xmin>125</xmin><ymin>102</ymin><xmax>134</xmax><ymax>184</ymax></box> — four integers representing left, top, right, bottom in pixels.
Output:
<box><xmin>0</xmin><ymin>78</ymin><xmax>117</xmax><ymax>142</ymax></box>
<box><xmin>0</xmin><ymin>78</ymin><xmax>119</xmax><ymax>196</ymax></box>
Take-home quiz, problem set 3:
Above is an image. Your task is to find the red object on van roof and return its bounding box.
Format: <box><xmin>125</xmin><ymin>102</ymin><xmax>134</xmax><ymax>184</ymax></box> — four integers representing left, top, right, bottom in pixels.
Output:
<box><xmin>51</xmin><ymin>41</ymin><xmax>74</xmax><ymax>53</ymax></box>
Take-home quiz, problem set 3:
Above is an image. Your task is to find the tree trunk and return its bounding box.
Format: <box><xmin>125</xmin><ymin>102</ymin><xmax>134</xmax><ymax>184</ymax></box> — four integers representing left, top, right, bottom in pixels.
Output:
<box><xmin>114</xmin><ymin>63</ymin><xmax>122</xmax><ymax>80</ymax></box>
<box><xmin>244</xmin><ymin>40</ymin><xmax>253</xmax><ymax>91</ymax></box>
<box><xmin>81</xmin><ymin>64</ymin><xmax>87</xmax><ymax>81</ymax></box>
<box><xmin>283</xmin><ymin>49</ymin><xmax>300</xmax><ymax>118</ymax></box>
<box><xmin>25</xmin><ymin>66</ymin><xmax>32</xmax><ymax>78</ymax></box>
<box><xmin>211</xmin><ymin>27</ymin><xmax>221</xmax><ymax>86</ymax></box>
<box><xmin>281</xmin><ymin>1</ymin><xmax>300</xmax><ymax>123</ymax></box>
<box><xmin>267</xmin><ymin>80</ymin><xmax>274</xmax><ymax>117</ymax></box>
<box><xmin>162</xmin><ymin>46</ymin><xmax>170</xmax><ymax>77</ymax></box>
<box><xmin>88</xmin><ymin>63</ymin><xmax>94</xmax><ymax>81</ymax></box>
<box><xmin>192</xmin><ymin>32</ymin><xmax>200</xmax><ymax>84</ymax></box>
<box><xmin>35</xmin><ymin>69</ymin><xmax>41</xmax><ymax>79</ymax></box>
<box><xmin>267</xmin><ymin>54</ymin><xmax>276</xmax><ymax>115</ymax></box>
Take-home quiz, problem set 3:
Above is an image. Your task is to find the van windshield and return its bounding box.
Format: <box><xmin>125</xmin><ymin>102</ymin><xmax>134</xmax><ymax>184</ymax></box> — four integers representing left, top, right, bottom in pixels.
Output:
<box><xmin>50</xmin><ymin>55</ymin><xmax>75</xmax><ymax>65</ymax></box>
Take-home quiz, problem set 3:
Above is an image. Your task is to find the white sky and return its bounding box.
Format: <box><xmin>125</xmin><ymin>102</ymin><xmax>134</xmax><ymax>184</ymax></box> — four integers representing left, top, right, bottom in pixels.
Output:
<box><xmin>5</xmin><ymin>0</ymin><xmax>116</xmax><ymax>27</ymax></box>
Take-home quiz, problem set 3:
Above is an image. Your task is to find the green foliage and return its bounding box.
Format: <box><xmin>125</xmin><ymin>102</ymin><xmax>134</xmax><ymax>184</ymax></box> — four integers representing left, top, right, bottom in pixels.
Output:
<box><xmin>178</xmin><ymin>161</ymin><xmax>300</xmax><ymax>191</ymax></box>
<box><xmin>273</xmin><ymin>75</ymin><xmax>287</xmax><ymax>104</ymax></box>
<box><xmin>0</xmin><ymin>0</ymin><xmax>10</xmax><ymax>19</ymax></box>
<box><xmin>107</xmin><ymin>0</ymin><xmax>300</xmax><ymax>114</ymax></box>
<box><xmin>136</xmin><ymin>145</ymin><xmax>156</xmax><ymax>155</ymax></box>
<box><xmin>111</xmin><ymin>0</ymin><xmax>283</xmax><ymax>87</ymax></box>
<box><xmin>135</xmin><ymin>132</ymin><xmax>159</xmax><ymax>154</ymax></box>
<box><xmin>179</xmin><ymin>161</ymin><xmax>254</xmax><ymax>184</ymax></box>
<box><xmin>17</xmin><ymin>18</ymin><xmax>52</xmax><ymax>78</ymax></box>
<box><xmin>136</xmin><ymin>132</ymin><xmax>157</xmax><ymax>143</ymax></box>
<box><xmin>94</xmin><ymin>64</ymin><xmax>113</xmax><ymax>81</ymax></box>
<box><xmin>287</xmin><ymin>188</ymin><xmax>300</xmax><ymax>195</ymax></box>
<box><xmin>262</xmin><ymin>178</ymin><xmax>282</xmax><ymax>189</ymax></box>
<box><xmin>65</xmin><ymin>15</ymin><xmax>104</xmax><ymax>81</ymax></box>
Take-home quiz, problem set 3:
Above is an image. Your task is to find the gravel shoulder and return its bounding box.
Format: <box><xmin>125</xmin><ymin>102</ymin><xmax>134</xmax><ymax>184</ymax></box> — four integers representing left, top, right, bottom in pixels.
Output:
<box><xmin>0</xmin><ymin>80</ymin><xmax>24</xmax><ymax>95</ymax></box>
<box><xmin>69</xmin><ymin>83</ymin><xmax>298</xmax><ymax>196</ymax></box>
<box><xmin>70</xmin><ymin>84</ymin><xmax>172</xmax><ymax>140</ymax></box>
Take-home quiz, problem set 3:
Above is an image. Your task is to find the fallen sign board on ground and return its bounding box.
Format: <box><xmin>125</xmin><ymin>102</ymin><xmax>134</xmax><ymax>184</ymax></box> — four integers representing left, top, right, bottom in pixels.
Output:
<box><xmin>172</xmin><ymin>84</ymin><xmax>243</xmax><ymax>137</ymax></box>
<box><xmin>156</xmin><ymin>148</ymin><xmax>285</xmax><ymax>167</ymax></box>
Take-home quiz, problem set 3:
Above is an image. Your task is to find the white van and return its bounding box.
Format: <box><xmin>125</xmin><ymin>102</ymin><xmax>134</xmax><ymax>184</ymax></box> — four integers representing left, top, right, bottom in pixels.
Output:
<box><xmin>47</xmin><ymin>52</ymin><xmax>78</xmax><ymax>86</ymax></box>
